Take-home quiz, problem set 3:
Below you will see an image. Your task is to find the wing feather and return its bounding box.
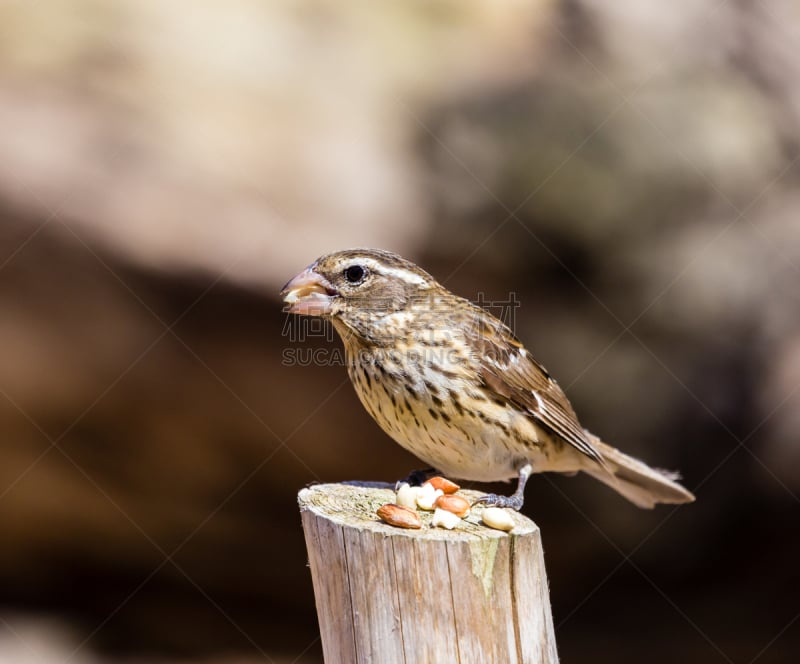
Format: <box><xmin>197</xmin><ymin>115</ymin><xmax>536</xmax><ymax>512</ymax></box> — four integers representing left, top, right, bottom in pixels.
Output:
<box><xmin>467</xmin><ymin>307</ymin><xmax>604</xmax><ymax>465</ymax></box>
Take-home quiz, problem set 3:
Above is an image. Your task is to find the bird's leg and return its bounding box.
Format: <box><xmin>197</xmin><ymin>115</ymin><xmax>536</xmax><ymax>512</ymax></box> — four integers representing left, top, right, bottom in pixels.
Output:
<box><xmin>395</xmin><ymin>467</ymin><xmax>437</xmax><ymax>490</ymax></box>
<box><xmin>473</xmin><ymin>464</ymin><xmax>532</xmax><ymax>511</ymax></box>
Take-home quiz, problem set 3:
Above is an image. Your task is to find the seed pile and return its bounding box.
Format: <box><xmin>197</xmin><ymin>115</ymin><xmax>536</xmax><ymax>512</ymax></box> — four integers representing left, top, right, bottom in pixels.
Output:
<box><xmin>375</xmin><ymin>477</ymin><xmax>515</xmax><ymax>532</ymax></box>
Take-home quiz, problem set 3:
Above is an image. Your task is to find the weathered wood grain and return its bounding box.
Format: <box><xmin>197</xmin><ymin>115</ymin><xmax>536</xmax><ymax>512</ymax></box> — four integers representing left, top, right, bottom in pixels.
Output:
<box><xmin>298</xmin><ymin>483</ymin><xmax>558</xmax><ymax>663</ymax></box>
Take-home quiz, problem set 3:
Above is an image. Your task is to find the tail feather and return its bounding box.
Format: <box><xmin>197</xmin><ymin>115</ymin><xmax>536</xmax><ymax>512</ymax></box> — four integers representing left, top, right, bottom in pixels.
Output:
<box><xmin>583</xmin><ymin>438</ymin><xmax>695</xmax><ymax>509</ymax></box>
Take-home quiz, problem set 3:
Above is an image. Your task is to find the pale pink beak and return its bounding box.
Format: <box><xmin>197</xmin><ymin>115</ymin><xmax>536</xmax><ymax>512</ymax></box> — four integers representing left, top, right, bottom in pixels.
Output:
<box><xmin>280</xmin><ymin>266</ymin><xmax>338</xmax><ymax>316</ymax></box>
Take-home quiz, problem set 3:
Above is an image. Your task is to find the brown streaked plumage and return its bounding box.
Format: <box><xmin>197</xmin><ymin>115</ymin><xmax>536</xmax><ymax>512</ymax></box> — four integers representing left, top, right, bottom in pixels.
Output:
<box><xmin>281</xmin><ymin>248</ymin><xmax>695</xmax><ymax>509</ymax></box>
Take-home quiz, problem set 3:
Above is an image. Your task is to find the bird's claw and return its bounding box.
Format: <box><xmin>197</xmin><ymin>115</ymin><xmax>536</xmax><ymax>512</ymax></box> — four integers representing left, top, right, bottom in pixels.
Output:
<box><xmin>472</xmin><ymin>493</ymin><xmax>525</xmax><ymax>511</ymax></box>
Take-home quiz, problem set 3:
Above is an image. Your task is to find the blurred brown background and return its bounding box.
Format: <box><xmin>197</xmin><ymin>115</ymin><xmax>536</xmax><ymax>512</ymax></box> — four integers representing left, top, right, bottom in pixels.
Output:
<box><xmin>1</xmin><ymin>1</ymin><xmax>798</xmax><ymax>662</ymax></box>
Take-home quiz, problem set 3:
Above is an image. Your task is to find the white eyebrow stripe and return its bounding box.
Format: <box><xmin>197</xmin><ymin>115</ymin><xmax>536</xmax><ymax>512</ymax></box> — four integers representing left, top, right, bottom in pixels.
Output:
<box><xmin>356</xmin><ymin>258</ymin><xmax>428</xmax><ymax>285</ymax></box>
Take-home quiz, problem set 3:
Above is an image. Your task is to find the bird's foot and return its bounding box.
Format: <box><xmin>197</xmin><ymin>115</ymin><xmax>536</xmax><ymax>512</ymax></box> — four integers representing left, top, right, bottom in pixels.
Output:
<box><xmin>471</xmin><ymin>463</ymin><xmax>532</xmax><ymax>511</ymax></box>
<box><xmin>472</xmin><ymin>493</ymin><xmax>525</xmax><ymax>511</ymax></box>
<box><xmin>395</xmin><ymin>468</ymin><xmax>436</xmax><ymax>490</ymax></box>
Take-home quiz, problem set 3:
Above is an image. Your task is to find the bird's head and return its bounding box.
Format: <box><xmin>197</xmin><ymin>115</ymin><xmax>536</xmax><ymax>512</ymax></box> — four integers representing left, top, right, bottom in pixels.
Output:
<box><xmin>281</xmin><ymin>249</ymin><xmax>438</xmax><ymax>337</ymax></box>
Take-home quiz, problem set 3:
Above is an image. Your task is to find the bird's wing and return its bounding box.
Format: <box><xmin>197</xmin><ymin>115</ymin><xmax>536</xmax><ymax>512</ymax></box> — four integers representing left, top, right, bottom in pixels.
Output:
<box><xmin>468</xmin><ymin>309</ymin><xmax>604</xmax><ymax>465</ymax></box>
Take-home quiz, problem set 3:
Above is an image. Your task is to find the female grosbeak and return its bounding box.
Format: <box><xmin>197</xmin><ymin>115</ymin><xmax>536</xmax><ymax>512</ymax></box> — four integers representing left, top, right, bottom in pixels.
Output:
<box><xmin>282</xmin><ymin>248</ymin><xmax>694</xmax><ymax>509</ymax></box>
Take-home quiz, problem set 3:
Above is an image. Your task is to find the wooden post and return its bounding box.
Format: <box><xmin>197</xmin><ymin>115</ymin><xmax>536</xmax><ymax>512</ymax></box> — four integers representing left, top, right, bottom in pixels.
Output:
<box><xmin>298</xmin><ymin>483</ymin><xmax>558</xmax><ymax>663</ymax></box>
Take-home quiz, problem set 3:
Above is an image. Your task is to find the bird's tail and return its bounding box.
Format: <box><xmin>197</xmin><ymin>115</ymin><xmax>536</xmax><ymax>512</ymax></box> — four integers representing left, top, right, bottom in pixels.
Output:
<box><xmin>582</xmin><ymin>437</ymin><xmax>695</xmax><ymax>509</ymax></box>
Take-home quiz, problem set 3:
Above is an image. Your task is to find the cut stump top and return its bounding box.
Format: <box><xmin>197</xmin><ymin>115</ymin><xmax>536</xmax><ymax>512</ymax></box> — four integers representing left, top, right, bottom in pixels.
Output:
<box><xmin>298</xmin><ymin>482</ymin><xmax>539</xmax><ymax>540</ymax></box>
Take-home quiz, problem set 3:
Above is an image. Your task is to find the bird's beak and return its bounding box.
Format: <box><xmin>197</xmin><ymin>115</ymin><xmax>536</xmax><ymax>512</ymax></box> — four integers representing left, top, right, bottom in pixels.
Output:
<box><xmin>280</xmin><ymin>266</ymin><xmax>338</xmax><ymax>316</ymax></box>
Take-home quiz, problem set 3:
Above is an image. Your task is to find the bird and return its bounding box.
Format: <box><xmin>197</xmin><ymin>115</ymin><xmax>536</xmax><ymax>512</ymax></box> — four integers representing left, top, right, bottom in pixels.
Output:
<box><xmin>281</xmin><ymin>248</ymin><xmax>695</xmax><ymax>509</ymax></box>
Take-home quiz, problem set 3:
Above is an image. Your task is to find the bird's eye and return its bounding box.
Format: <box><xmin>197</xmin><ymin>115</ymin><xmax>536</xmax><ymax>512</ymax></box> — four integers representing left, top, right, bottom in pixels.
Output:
<box><xmin>344</xmin><ymin>264</ymin><xmax>366</xmax><ymax>284</ymax></box>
